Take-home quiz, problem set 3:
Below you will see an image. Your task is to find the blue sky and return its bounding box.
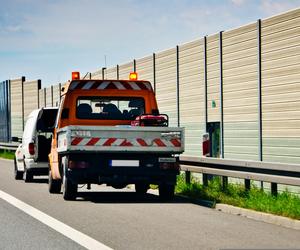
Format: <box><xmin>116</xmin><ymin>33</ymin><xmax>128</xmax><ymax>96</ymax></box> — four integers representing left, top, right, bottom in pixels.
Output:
<box><xmin>0</xmin><ymin>0</ymin><xmax>299</xmax><ymax>86</ymax></box>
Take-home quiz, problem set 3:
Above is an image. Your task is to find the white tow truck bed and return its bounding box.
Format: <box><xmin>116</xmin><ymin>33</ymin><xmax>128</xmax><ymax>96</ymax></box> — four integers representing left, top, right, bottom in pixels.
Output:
<box><xmin>57</xmin><ymin>125</ymin><xmax>185</xmax><ymax>154</ymax></box>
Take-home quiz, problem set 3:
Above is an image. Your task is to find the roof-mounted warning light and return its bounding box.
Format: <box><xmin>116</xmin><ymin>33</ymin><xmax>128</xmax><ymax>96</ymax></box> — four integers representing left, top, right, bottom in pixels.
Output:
<box><xmin>129</xmin><ymin>72</ymin><xmax>138</xmax><ymax>81</ymax></box>
<box><xmin>72</xmin><ymin>71</ymin><xmax>80</xmax><ymax>80</ymax></box>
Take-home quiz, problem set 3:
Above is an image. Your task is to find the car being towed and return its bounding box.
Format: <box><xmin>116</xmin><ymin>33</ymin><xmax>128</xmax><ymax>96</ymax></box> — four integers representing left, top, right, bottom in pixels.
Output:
<box><xmin>14</xmin><ymin>107</ymin><xmax>58</xmax><ymax>182</ymax></box>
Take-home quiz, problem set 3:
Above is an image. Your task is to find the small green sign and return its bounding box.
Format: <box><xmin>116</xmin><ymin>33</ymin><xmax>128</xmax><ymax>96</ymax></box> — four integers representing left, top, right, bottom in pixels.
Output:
<box><xmin>212</xmin><ymin>100</ymin><xmax>216</xmax><ymax>108</ymax></box>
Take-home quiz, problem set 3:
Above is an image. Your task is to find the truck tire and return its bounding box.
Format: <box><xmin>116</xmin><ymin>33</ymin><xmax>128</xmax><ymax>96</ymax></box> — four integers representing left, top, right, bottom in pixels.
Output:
<box><xmin>48</xmin><ymin>169</ymin><xmax>61</xmax><ymax>194</ymax></box>
<box><xmin>14</xmin><ymin>157</ymin><xmax>23</xmax><ymax>180</ymax></box>
<box><xmin>159</xmin><ymin>184</ymin><xmax>175</xmax><ymax>200</ymax></box>
<box><xmin>63</xmin><ymin>174</ymin><xmax>77</xmax><ymax>201</ymax></box>
<box><xmin>135</xmin><ymin>183</ymin><xmax>149</xmax><ymax>195</ymax></box>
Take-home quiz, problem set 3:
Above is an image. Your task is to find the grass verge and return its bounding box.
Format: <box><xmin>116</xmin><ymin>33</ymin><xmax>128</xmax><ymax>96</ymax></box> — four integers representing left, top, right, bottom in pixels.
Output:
<box><xmin>0</xmin><ymin>149</ymin><xmax>15</xmax><ymax>160</ymax></box>
<box><xmin>175</xmin><ymin>173</ymin><xmax>300</xmax><ymax>220</ymax></box>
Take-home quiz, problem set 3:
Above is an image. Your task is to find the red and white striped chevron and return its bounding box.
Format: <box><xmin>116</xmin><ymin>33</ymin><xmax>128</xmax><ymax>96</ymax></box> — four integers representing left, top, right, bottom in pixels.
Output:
<box><xmin>69</xmin><ymin>80</ymin><xmax>152</xmax><ymax>91</ymax></box>
<box><xmin>71</xmin><ymin>137</ymin><xmax>181</xmax><ymax>147</ymax></box>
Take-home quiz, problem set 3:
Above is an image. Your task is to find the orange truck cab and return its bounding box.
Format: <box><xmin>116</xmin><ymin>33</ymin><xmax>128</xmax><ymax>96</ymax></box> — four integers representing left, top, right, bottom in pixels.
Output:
<box><xmin>48</xmin><ymin>72</ymin><xmax>185</xmax><ymax>200</ymax></box>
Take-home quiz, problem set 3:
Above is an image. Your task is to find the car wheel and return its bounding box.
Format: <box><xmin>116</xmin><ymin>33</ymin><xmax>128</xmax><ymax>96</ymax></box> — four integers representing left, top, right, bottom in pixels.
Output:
<box><xmin>48</xmin><ymin>169</ymin><xmax>61</xmax><ymax>194</ymax></box>
<box><xmin>135</xmin><ymin>183</ymin><xmax>149</xmax><ymax>195</ymax></box>
<box><xmin>159</xmin><ymin>184</ymin><xmax>175</xmax><ymax>200</ymax></box>
<box><xmin>23</xmin><ymin>165</ymin><xmax>33</xmax><ymax>183</ymax></box>
<box><xmin>14</xmin><ymin>157</ymin><xmax>23</xmax><ymax>180</ymax></box>
<box><xmin>63</xmin><ymin>174</ymin><xmax>77</xmax><ymax>201</ymax></box>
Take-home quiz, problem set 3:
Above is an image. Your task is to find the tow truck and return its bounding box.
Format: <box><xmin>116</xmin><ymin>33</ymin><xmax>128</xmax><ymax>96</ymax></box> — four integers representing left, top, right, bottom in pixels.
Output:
<box><xmin>48</xmin><ymin>72</ymin><xmax>185</xmax><ymax>200</ymax></box>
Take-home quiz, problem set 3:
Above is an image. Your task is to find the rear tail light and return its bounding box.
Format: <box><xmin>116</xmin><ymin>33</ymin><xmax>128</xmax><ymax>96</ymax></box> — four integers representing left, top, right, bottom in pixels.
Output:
<box><xmin>68</xmin><ymin>160</ymin><xmax>90</xmax><ymax>169</ymax></box>
<box><xmin>202</xmin><ymin>133</ymin><xmax>210</xmax><ymax>157</ymax></box>
<box><xmin>28</xmin><ymin>143</ymin><xmax>35</xmax><ymax>155</ymax></box>
<box><xmin>159</xmin><ymin>162</ymin><xmax>180</xmax><ymax>171</ymax></box>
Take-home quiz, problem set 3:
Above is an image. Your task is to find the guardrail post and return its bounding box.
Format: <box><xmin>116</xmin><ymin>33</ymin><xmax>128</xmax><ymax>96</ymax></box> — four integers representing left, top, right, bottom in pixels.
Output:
<box><xmin>271</xmin><ymin>183</ymin><xmax>278</xmax><ymax>196</ymax></box>
<box><xmin>245</xmin><ymin>179</ymin><xmax>251</xmax><ymax>191</ymax></box>
<box><xmin>222</xmin><ymin>176</ymin><xmax>228</xmax><ymax>190</ymax></box>
<box><xmin>203</xmin><ymin>174</ymin><xmax>208</xmax><ymax>187</ymax></box>
<box><xmin>185</xmin><ymin>171</ymin><xmax>191</xmax><ymax>185</ymax></box>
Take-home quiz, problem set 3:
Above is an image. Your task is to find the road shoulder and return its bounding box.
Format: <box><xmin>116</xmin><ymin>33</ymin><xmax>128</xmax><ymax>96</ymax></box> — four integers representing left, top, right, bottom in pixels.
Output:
<box><xmin>216</xmin><ymin>203</ymin><xmax>300</xmax><ymax>231</ymax></box>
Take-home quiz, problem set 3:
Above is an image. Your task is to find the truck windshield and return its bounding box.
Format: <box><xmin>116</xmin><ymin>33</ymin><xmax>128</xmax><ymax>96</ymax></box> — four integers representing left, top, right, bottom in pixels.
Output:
<box><xmin>76</xmin><ymin>97</ymin><xmax>145</xmax><ymax>120</ymax></box>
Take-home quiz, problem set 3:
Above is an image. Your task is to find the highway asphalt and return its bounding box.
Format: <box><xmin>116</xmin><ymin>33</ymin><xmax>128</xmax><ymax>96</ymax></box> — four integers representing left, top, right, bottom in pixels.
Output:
<box><xmin>0</xmin><ymin>159</ymin><xmax>299</xmax><ymax>250</ymax></box>
<box><xmin>0</xmin><ymin>198</ymin><xmax>84</xmax><ymax>250</ymax></box>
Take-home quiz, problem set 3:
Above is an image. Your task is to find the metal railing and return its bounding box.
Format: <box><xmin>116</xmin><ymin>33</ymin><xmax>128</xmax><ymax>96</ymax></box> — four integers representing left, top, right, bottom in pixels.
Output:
<box><xmin>179</xmin><ymin>156</ymin><xmax>300</xmax><ymax>195</ymax></box>
<box><xmin>0</xmin><ymin>142</ymin><xmax>19</xmax><ymax>151</ymax></box>
<box><xmin>1</xmin><ymin>141</ymin><xmax>299</xmax><ymax>195</ymax></box>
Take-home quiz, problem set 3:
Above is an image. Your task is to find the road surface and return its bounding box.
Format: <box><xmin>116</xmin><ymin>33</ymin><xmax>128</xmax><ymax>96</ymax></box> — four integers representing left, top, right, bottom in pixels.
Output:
<box><xmin>0</xmin><ymin>159</ymin><xmax>299</xmax><ymax>250</ymax></box>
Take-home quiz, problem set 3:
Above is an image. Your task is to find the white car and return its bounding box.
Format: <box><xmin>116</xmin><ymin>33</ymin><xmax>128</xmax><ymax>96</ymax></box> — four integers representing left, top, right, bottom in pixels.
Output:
<box><xmin>14</xmin><ymin>107</ymin><xmax>58</xmax><ymax>182</ymax></box>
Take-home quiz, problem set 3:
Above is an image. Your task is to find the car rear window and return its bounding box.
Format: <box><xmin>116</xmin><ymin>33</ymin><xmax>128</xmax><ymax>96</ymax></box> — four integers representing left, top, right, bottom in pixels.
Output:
<box><xmin>37</xmin><ymin>109</ymin><xmax>58</xmax><ymax>132</ymax></box>
<box><xmin>76</xmin><ymin>97</ymin><xmax>145</xmax><ymax>120</ymax></box>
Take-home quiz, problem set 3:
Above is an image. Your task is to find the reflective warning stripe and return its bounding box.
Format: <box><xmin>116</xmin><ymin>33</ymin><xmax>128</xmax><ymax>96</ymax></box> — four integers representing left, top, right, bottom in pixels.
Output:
<box><xmin>69</xmin><ymin>81</ymin><xmax>152</xmax><ymax>91</ymax></box>
<box><xmin>71</xmin><ymin>137</ymin><xmax>83</xmax><ymax>146</ymax></box>
<box><xmin>70</xmin><ymin>137</ymin><xmax>181</xmax><ymax>147</ymax></box>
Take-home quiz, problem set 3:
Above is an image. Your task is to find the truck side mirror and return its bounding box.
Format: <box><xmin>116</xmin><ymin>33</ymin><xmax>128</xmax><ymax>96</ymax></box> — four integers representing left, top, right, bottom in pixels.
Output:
<box><xmin>61</xmin><ymin>108</ymin><xmax>69</xmax><ymax>119</ymax></box>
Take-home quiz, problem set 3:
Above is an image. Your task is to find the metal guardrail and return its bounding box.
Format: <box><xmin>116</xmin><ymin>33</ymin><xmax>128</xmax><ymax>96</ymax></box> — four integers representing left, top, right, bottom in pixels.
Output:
<box><xmin>1</xmin><ymin>142</ymin><xmax>299</xmax><ymax>195</ymax></box>
<box><xmin>0</xmin><ymin>142</ymin><xmax>19</xmax><ymax>151</ymax></box>
<box><xmin>179</xmin><ymin>156</ymin><xmax>300</xmax><ymax>195</ymax></box>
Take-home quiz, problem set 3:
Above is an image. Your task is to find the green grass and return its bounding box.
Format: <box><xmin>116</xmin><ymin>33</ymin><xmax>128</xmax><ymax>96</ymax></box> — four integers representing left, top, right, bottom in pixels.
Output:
<box><xmin>175</xmin><ymin>173</ymin><xmax>300</xmax><ymax>220</ymax></box>
<box><xmin>0</xmin><ymin>149</ymin><xmax>15</xmax><ymax>160</ymax></box>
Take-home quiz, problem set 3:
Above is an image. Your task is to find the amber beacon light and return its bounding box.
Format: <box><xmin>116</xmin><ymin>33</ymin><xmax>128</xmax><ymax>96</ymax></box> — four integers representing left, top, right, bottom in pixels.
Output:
<box><xmin>72</xmin><ymin>71</ymin><xmax>80</xmax><ymax>80</ymax></box>
<box><xmin>129</xmin><ymin>72</ymin><xmax>138</xmax><ymax>81</ymax></box>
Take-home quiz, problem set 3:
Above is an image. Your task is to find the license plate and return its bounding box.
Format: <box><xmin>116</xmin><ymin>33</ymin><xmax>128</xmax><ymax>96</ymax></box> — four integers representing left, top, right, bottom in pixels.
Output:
<box><xmin>159</xmin><ymin>157</ymin><xmax>176</xmax><ymax>163</ymax></box>
<box><xmin>109</xmin><ymin>160</ymin><xmax>139</xmax><ymax>167</ymax></box>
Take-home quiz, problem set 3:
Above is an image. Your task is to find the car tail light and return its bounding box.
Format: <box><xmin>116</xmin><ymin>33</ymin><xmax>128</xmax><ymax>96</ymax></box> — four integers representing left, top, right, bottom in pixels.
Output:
<box><xmin>28</xmin><ymin>143</ymin><xmax>35</xmax><ymax>155</ymax></box>
<box><xmin>68</xmin><ymin>160</ymin><xmax>90</xmax><ymax>169</ymax></box>
<box><xmin>202</xmin><ymin>133</ymin><xmax>210</xmax><ymax>156</ymax></box>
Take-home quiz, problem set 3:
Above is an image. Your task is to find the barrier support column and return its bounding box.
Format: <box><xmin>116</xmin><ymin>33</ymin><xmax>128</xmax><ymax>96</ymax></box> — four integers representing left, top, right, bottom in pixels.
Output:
<box><xmin>185</xmin><ymin>171</ymin><xmax>191</xmax><ymax>185</ymax></box>
<box><xmin>219</xmin><ymin>31</ymin><xmax>228</xmax><ymax>189</ymax></box>
<box><xmin>271</xmin><ymin>183</ymin><xmax>278</xmax><ymax>196</ymax></box>
<box><xmin>203</xmin><ymin>36</ymin><xmax>209</xmax><ymax>186</ymax></box>
<box><xmin>245</xmin><ymin>179</ymin><xmax>251</xmax><ymax>191</ymax></box>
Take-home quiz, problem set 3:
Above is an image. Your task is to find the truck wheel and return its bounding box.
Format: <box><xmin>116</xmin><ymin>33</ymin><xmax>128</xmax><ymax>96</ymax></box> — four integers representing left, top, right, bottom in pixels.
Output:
<box><xmin>159</xmin><ymin>184</ymin><xmax>175</xmax><ymax>200</ymax></box>
<box><xmin>14</xmin><ymin>157</ymin><xmax>23</xmax><ymax>180</ymax></box>
<box><xmin>63</xmin><ymin>175</ymin><xmax>77</xmax><ymax>201</ymax></box>
<box><xmin>48</xmin><ymin>169</ymin><xmax>61</xmax><ymax>194</ymax></box>
<box><xmin>135</xmin><ymin>184</ymin><xmax>149</xmax><ymax>195</ymax></box>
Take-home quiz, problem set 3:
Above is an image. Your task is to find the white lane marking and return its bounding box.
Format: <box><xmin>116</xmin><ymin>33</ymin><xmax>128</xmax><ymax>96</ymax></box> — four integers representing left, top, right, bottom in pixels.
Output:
<box><xmin>0</xmin><ymin>190</ymin><xmax>113</xmax><ymax>250</ymax></box>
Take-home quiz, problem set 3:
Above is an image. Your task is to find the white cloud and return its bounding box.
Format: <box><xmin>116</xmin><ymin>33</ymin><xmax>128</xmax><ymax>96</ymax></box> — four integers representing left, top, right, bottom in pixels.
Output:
<box><xmin>231</xmin><ymin>0</ymin><xmax>246</xmax><ymax>6</ymax></box>
<box><xmin>260</xmin><ymin>0</ymin><xmax>300</xmax><ymax>16</ymax></box>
